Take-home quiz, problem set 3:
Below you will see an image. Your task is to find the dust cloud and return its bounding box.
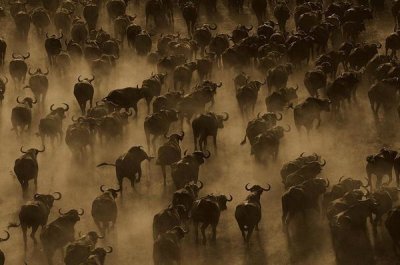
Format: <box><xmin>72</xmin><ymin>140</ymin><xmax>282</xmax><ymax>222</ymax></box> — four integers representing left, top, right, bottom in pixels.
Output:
<box><xmin>0</xmin><ymin>1</ymin><xmax>398</xmax><ymax>265</ymax></box>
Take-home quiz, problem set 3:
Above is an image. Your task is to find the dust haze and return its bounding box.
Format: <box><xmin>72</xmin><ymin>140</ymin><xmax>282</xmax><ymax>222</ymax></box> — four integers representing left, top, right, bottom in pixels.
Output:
<box><xmin>0</xmin><ymin>0</ymin><xmax>398</xmax><ymax>264</ymax></box>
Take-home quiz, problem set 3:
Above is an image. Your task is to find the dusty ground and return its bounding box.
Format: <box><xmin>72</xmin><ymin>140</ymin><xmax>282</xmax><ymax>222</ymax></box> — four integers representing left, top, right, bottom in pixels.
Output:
<box><xmin>0</xmin><ymin>0</ymin><xmax>399</xmax><ymax>264</ymax></box>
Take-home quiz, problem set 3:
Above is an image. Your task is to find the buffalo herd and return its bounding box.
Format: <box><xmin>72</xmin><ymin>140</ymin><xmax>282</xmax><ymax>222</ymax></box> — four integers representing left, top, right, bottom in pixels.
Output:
<box><xmin>0</xmin><ymin>0</ymin><xmax>400</xmax><ymax>264</ymax></box>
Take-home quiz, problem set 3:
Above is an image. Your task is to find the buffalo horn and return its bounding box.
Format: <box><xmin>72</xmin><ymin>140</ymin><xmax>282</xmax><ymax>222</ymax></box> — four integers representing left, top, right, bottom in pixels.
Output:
<box><xmin>284</xmin><ymin>125</ymin><xmax>291</xmax><ymax>132</ymax></box>
<box><xmin>226</xmin><ymin>194</ymin><xmax>233</xmax><ymax>201</ymax></box>
<box><xmin>209</xmin><ymin>23</ymin><xmax>217</xmax><ymax>30</ymax></box>
<box><xmin>37</xmin><ymin>145</ymin><xmax>45</xmax><ymax>152</ymax></box>
<box><xmin>100</xmin><ymin>185</ymin><xmax>106</xmax><ymax>192</ymax></box>
<box><xmin>53</xmin><ymin>192</ymin><xmax>62</xmax><ymax>200</ymax></box>
<box><xmin>276</xmin><ymin>112</ymin><xmax>283</xmax><ymax>120</ymax></box>
<box><xmin>245</xmin><ymin>183</ymin><xmax>251</xmax><ymax>191</ymax></box>
<box><xmin>105</xmin><ymin>246</ymin><xmax>113</xmax><ymax>253</ymax></box>
<box><xmin>63</xmin><ymin>103</ymin><xmax>69</xmax><ymax>111</ymax></box>
<box><xmin>0</xmin><ymin>231</ymin><xmax>10</xmax><ymax>242</ymax></box>
<box><xmin>197</xmin><ymin>180</ymin><xmax>204</xmax><ymax>190</ymax></box>
<box><xmin>16</xmin><ymin>96</ymin><xmax>22</xmax><ymax>103</ymax></box>
<box><xmin>78</xmin><ymin>208</ymin><xmax>84</xmax><ymax>215</ymax></box>
<box><xmin>325</xmin><ymin>179</ymin><xmax>330</xmax><ymax>188</ymax></box>
<box><xmin>28</xmin><ymin>68</ymin><xmax>35</xmax><ymax>75</ymax></box>
<box><xmin>263</xmin><ymin>184</ymin><xmax>271</xmax><ymax>191</ymax></box>
<box><xmin>203</xmin><ymin>150</ymin><xmax>211</xmax><ymax>158</ymax></box>
<box><xmin>50</xmin><ymin>104</ymin><xmax>55</xmax><ymax>111</ymax></box>
<box><xmin>319</xmin><ymin>159</ymin><xmax>326</xmax><ymax>166</ymax></box>
<box><xmin>20</xmin><ymin>146</ymin><xmax>27</xmax><ymax>153</ymax></box>
<box><xmin>362</xmin><ymin>178</ymin><xmax>370</xmax><ymax>188</ymax></box>
<box><xmin>222</xmin><ymin>112</ymin><xmax>229</xmax><ymax>121</ymax></box>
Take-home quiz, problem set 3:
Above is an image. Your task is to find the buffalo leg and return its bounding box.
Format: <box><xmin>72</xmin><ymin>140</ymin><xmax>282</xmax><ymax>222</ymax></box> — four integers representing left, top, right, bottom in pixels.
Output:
<box><xmin>145</xmin><ymin>132</ymin><xmax>151</xmax><ymax>152</ymax></box>
<box><xmin>246</xmin><ymin>226</ymin><xmax>255</xmax><ymax>243</ymax></box>
<box><xmin>136</xmin><ymin>168</ymin><xmax>142</xmax><ymax>183</ymax></box>
<box><xmin>193</xmin><ymin>132</ymin><xmax>198</xmax><ymax>150</ymax></box>
<box><xmin>194</xmin><ymin>221</ymin><xmax>199</xmax><ymax>244</ymax></box>
<box><xmin>161</xmin><ymin>165</ymin><xmax>167</xmax><ymax>186</ymax></box>
<box><xmin>22</xmin><ymin>225</ymin><xmax>28</xmax><ymax>251</ymax></box>
<box><xmin>238</xmin><ymin>225</ymin><xmax>246</xmax><ymax>241</ymax></box>
<box><xmin>30</xmin><ymin>225</ymin><xmax>39</xmax><ymax>245</ymax></box>
<box><xmin>211</xmin><ymin>224</ymin><xmax>217</xmax><ymax>242</ymax></box>
<box><xmin>201</xmin><ymin>223</ymin><xmax>209</xmax><ymax>244</ymax></box>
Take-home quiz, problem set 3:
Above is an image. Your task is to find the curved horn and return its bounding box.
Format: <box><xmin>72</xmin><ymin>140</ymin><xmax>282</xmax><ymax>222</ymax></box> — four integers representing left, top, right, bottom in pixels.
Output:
<box><xmin>276</xmin><ymin>112</ymin><xmax>283</xmax><ymax>120</ymax></box>
<box><xmin>325</xmin><ymin>179</ymin><xmax>330</xmax><ymax>188</ymax></box>
<box><xmin>184</xmin><ymin>150</ymin><xmax>188</xmax><ymax>156</ymax></box>
<box><xmin>105</xmin><ymin>246</ymin><xmax>113</xmax><ymax>253</ymax></box>
<box><xmin>78</xmin><ymin>75</ymin><xmax>83</xmax><ymax>82</ymax></box>
<box><xmin>20</xmin><ymin>146</ymin><xmax>27</xmax><ymax>153</ymax></box>
<box><xmin>209</xmin><ymin>23</ymin><xmax>217</xmax><ymax>30</ymax></box>
<box><xmin>246</xmin><ymin>25</ymin><xmax>253</xmax><ymax>31</ymax></box>
<box><xmin>0</xmin><ymin>231</ymin><xmax>10</xmax><ymax>242</ymax></box>
<box><xmin>37</xmin><ymin>145</ymin><xmax>45</xmax><ymax>152</ymax></box>
<box><xmin>245</xmin><ymin>183</ymin><xmax>251</xmax><ymax>191</ymax></box>
<box><xmin>300</xmin><ymin>152</ymin><xmax>305</xmax><ymax>157</ymax></box>
<box><xmin>2</xmin><ymin>76</ymin><xmax>8</xmax><ymax>85</ymax></box>
<box><xmin>179</xmin><ymin>131</ymin><xmax>185</xmax><ymax>138</ymax></box>
<box><xmin>63</xmin><ymin>103</ymin><xmax>69</xmax><ymax>111</ymax></box>
<box><xmin>28</xmin><ymin>67</ymin><xmax>35</xmax><ymax>75</ymax></box>
<box><xmin>23</xmin><ymin>52</ymin><xmax>30</xmax><ymax>59</ymax></box>
<box><xmin>295</xmin><ymin>84</ymin><xmax>299</xmax><ymax>91</ymax></box>
<box><xmin>71</xmin><ymin>116</ymin><xmax>78</xmax><ymax>122</ymax></box>
<box><xmin>222</xmin><ymin>112</ymin><xmax>229</xmax><ymax>121</ymax></box>
<box><xmin>257</xmin><ymin>112</ymin><xmax>262</xmax><ymax>118</ymax></box>
<box><xmin>217</xmin><ymin>82</ymin><xmax>222</xmax><ymax>87</ymax></box>
<box><xmin>16</xmin><ymin>96</ymin><xmax>22</xmax><ymax>103</ymax></box>
<box><xmin>58</xmin><ymin>33</ymin><xmax>63</xmax><ymax>40</ymax></box>
<box><xmin>100</xmin><ymin>185</ymin><xmax>106</xmax><ymax>192</ymax></box>
<box><xmin>197</xmin><ymin>180</ymin><xmax>204</xmax><ymax>190</ymax></box>
<box><xmin>34</xmin><ymin>193</ymin><xmax>40</xmax><ymax>199</ymax></box>
<box><xmin>339</xmin><ymin>176</ymin><xmax>345</xmax><ymax>183</ymax></box>
<box><xmin>263</xmin><ymin>184</ymin><xmax>271</xmax><ymax>191</ymax></box>
<box><xmin>284</xmin><ymin>125</ymin><xmax>291</xmax><ymax>132</ymax></box>
<box><xmin>78</xmin><ymin>208</ymin><xmax>84</xmax><ymax>215</ymax></box>
<box><xmin>203</xmin><ymin>150</ymin><xmax>211</xmax><ymax>158</ymax></box>
<box><xmin>319</xmin><ymin>159</ymin><xmax>326</xmax><ymax>166</ymax></box>
<box><xmin>89</xmin><ymin>74</ymin><xmax>95</xmax><ymax>82</ymax></box>
<box><xmin>362</xmin><ymin>177</ymin><xmax>370</xmax><ymax>188</ymax></box>
<box><xmin>32</xmin><ymin>98</ymin><xmax>37</xmax><ymax>104</ymax></box>
<box><xmin>42</xmin><ymin>67</ymin><xmax>49</xmax><ymax>75</ymax></box>
<box><xmin>226</xmin><ymin>194</ymin><xmax>233</xmax><ymax>201</ymax></box>
<box><xmin>12</xmin><ymin>52</ymin><xmax>18</xmax><ymax>59</ymax></box>
<box><xmin>50</xmin><ymin>104</ymin><xmax>55</xmax><ymax>111</ymax></box>
<box><xmin>53</xmin><ymin>192</ymin><xmax>62</xmax><ymax>200</ymax></box>
<box><xmin>58</xmin><ymin>208</ymin><xmax>67</xmax><ymax>215</ymax></box>
<box><xmin>362</xmin><ymin>185</ymin><xmax>370</xmax><ymax>197</ymax></box>
<box><xmin>114</xmin><ymin>186</ymin><xmax>122</xmax><ymax>192</ymax></box>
